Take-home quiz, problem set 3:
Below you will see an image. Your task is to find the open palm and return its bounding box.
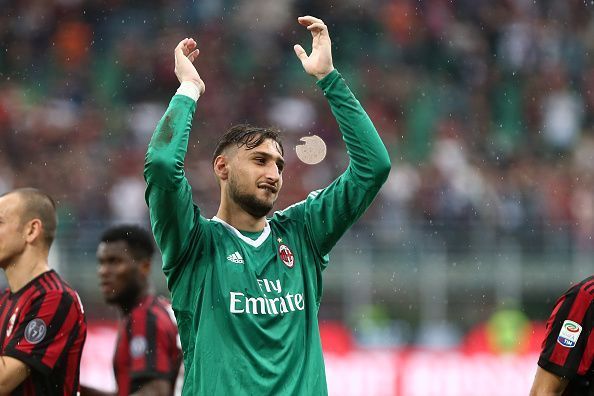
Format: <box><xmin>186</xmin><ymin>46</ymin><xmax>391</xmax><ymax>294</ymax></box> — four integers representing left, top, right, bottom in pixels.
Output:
<box><xmin>294</xmin><ymin>16</ymin><xmax>334</xmax><ymax>80</ymax></box>
<box><xmin>174</xmin><ymin>38</ymin><xmax>205</xmax><ymax>95</ymax></box>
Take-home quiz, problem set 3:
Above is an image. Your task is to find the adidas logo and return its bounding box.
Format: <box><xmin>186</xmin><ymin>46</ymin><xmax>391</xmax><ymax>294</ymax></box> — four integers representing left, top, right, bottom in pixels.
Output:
<box><xmin>227</xmin><ymin>252</ymin><xmax>244</xmax><ymax>264</ymax></box>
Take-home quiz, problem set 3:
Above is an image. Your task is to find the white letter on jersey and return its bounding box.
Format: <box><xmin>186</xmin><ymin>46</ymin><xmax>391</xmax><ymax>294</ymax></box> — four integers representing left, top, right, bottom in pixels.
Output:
<box><xmin>269</xmin><ymin>279</ymin><xmax>281</xmax><ymax>294</ymax></box>
<box><xmin>285</xmin><ymin>293</ymin><xmax>295</xmax><ymax>311</ymax></box>
<box><xmin>294</xmin><ymin>294</ymin><xmax>305</xmax><ymax>310</ymax></box>
<box><xmin>230</xmin><ymin>292</ymin><xmax>245</xmax><ymax>313</ymax></box>
<box><xmin>246</xmin><ymin>297</ymin><xmax>266</xmax><ymax>314</ymax></box>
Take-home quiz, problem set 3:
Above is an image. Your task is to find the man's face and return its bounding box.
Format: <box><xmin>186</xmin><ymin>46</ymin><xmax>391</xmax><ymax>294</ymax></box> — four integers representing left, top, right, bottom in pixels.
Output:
<box><xmin>96</xmin><ymin>241</ymin><xmax>144</xmax><ymax>305</ymax></box>
<box><xmin>226</xmin><ymin>139</ymin><xmax>284</xmax><ymax>218</ymax></box>
<box><xmin>0</xmin><ymin>194</ymin><xmax>26</xmax><ymax>269</ymax></box>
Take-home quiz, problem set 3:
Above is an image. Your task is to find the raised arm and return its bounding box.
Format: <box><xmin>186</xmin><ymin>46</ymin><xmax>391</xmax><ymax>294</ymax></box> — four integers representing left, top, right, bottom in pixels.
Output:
<box><xmin>283</xmin><ymin>16</ymin><xmax>391</xmax><ymax>258</ymax></box>
<box><xmin>144</xmin><ymin>38</ymin><xmax>206</xmax><ymax>275</ymax></box>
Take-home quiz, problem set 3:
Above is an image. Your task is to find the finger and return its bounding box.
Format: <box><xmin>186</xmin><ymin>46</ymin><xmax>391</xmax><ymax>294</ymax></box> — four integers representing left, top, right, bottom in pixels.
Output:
<box><xmin>299</xmin><ymin>15</ymin><xmax>324</xmax><ymax>24</ymax></box>
<box><xmin>174</xmin><ymin>38</ymin><xmax>189</xmax><ymax>56</ymax></box>
<box><xmin>293</xmin><ymin>44</ymin><xmax>308</xmax><ymax>62</ymax></box>
<box><xmin>307</xmin><ymin>22</ymin><xmax>326</xmax><ymax>32</ymax></box>
<box><xmin>188</xmin><ymin>48</ymin><xmax>200</xmax><ymax>62</ymax></box>
<box><xmin>298</xmin><ymin>15</ymin><xmax>324</xmax><ymax>26</ymax></box>
<box><xmin>187</xmin><ymin>38</ymin><xmax>197</xmax><ymax>51</ymax></box>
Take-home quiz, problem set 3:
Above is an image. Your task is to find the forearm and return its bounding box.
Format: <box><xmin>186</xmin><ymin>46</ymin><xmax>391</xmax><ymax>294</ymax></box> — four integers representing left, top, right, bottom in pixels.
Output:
<box><xmin>130</xmin><ymin>378</ymin><xmax>172</xmax><ymax>396</ymax></box>
<box><xmin>317</xmin><ymin>70</ymin><xmax>391</xmax><ymax>187</ymax></box>
<box><xmin>529</xmin><ymin>366</ymin><xmax>568</xmax><ymax>396</ymax></box>
<box><xmin>144</xmin><ymin>92</ymin><xmax>200</xmax><ymax>270</ymax></box>
<box><xmin>144</xmin><ymin>94</ymin><xmax>197</xmax><ymax>190</ymax></box>
<box><xmin>0</xmin><ymin>356</ymin><xmax>29</xmax><ymax>394</ymax></box>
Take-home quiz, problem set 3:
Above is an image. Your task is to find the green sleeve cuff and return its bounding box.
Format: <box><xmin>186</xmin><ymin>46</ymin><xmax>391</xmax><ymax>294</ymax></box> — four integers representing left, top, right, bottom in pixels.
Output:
<box><xmin>315</xmin><ymin>69</ymin><xmax>341</xmax><ymax>92</ymax></box>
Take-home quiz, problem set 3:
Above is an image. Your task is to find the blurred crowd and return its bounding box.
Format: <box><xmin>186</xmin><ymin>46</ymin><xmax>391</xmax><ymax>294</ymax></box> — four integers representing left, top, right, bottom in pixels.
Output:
<box><xmin>2</xmin><ymin>0</ymin><xmax>594</xmax><ymax>255</ymax></box>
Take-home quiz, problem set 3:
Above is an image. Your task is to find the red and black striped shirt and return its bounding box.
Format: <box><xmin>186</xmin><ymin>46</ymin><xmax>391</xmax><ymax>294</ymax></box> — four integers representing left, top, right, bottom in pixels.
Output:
<box><xmin>0</xmin><ymin>270</ymin><xmax>87</xmax><ymax>395</ymax></box>
<box><xmin>113</xmin><ymin>295</ymin><xmax>181</xmax><ymax>396</ymax></box>
<box><xmin>538</xmin><ymin>276</ymin><xmax>594</xmax><ymax>394</ymax></box>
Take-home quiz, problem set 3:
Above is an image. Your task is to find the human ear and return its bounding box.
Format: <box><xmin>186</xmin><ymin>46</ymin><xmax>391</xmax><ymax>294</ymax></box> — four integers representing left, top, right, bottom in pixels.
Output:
<box><xmin>214</xmin><ymin>156</ymin><xmax>229</xmax><ymax>181</ymax></box>
<box><xmin>139</xmin><ymin>259</ymin><xmax>151</xmax><ymax>277</ymax></box>
<box><xmin>24</xmin><ymin>219</ymin><xmax>43</xmax><ymax>244</ymax></box>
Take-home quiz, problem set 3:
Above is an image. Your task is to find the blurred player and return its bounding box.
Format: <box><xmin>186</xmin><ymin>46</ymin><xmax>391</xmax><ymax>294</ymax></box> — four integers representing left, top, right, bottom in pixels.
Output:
<box><xmin>144</xmin><ymin>15</ymin><xmax>391</xmax><ymax>395</ymax></box>
<box><xmin>0</xmin><ymin>187</ymin><xmax>87</xmax><ymax>395</ymax></box>
<box><xmin>80</xmin><ymin>225</ymin><xmax>181</xmax><ymax>396</ymax></box>
<box><xmin>530</xmin><ymin>276</ymin><xmax>594</xmax><ymax>395</ymax></box>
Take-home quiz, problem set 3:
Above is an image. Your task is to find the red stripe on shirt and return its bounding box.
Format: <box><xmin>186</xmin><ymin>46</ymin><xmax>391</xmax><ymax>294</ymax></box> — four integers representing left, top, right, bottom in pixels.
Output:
<box><xmin>17</xmin><ymin>292</ymin><xmax>61</xmax><ymax>355</ymax></box>
<box><xmin>41</xmin><ymin>298</ymin><xmax>77</xmax><ymax>368</ymax></box>
<box><xmin>550</xmin><ymin>281</ymin><xmax>594</xmax><ymax>366</ymax></box>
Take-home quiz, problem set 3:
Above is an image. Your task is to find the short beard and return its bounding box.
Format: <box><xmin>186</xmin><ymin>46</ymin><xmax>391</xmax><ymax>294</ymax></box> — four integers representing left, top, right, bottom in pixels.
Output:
<box><xmin>228</xmin><ymin>177</ymin><xmax>274</xmax><ymax>218</ymax></box>
<box><xmin>105</xmin><ymin>281</ymin><xmax>142</xmax><ymax>311</ymax></box>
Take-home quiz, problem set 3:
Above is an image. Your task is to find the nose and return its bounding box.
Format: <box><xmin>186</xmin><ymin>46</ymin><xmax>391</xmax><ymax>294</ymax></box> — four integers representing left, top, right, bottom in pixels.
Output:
<box><xmin>97</xmin><ymin>263</ymin><xmax>108</xmax><ymax>277</ymax></box>
<box><xmin>266</xmin><ymin>164</ymin><xmax>281</xmax><ymax>183</ymax></box>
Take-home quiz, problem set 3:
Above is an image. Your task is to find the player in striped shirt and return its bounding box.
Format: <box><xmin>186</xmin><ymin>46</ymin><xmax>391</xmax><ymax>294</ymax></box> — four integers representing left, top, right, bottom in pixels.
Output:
<box><xmin>530</xmin><ymin>276</ymin><xmax>594</xmax><ymax>395</ymax></box>
<box><xmin>81</xmin><ymin>225</ymin><xmax>181</xmax><ymax>396</ymax></box>
<box><xmin>0</xmin><ymin>188</ymin><xmax>87</xmax><ymax>395</ymax></box>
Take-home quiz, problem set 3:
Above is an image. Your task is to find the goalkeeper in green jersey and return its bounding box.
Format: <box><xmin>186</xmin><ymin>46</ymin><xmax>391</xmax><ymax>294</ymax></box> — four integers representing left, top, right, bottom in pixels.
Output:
<box><xmin>144</xmin><ymin>15</ymin><xmax>391</xmax><ymax>395</ymax></box>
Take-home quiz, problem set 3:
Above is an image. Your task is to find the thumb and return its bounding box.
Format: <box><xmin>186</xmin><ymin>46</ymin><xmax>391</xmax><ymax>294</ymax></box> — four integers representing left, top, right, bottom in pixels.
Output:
<box><xmin>293</xmin><ymin>44</ymin><xmax>308</xmax><ymax>62</ymax></box>
<box><xmin>174</xmin><ymin>38</ymin><xmax>188</xmax><ymax>61</ymax></box>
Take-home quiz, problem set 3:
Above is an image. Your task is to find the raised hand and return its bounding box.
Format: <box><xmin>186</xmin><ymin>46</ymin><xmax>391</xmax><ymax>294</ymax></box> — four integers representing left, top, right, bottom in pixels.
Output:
<box><xmin>174</xmin><ymin>38</ymin><xmax>205</xmax><ymax>95</ymax></box>
<box><xmin>293</xmin><ymin>16</ymin><xmax>335</xmax><ymax>80</ymax></box>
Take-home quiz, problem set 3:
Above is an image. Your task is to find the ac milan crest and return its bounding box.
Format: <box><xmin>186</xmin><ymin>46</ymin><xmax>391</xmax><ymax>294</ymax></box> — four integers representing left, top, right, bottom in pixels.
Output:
<box><xmin>278</xmin><ymin>243</ymin><xmax>295</xmax><ymax>268</ymax></box>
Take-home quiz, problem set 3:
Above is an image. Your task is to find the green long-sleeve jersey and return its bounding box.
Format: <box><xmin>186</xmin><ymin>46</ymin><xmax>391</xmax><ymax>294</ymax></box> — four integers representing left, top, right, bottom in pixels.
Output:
<box><xmin>144</xmin><ymin>70</ymin><xmax>391</xmax><ymax>396</ymax></box>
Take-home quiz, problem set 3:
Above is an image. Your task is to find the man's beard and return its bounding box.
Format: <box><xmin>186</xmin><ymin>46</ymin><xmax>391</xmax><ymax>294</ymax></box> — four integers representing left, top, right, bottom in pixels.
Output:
<box><xmin>105</xmin><ymin>281</ymin><xmax>142</xmax><ymax>310</ymax></box>
<box><xmin>228</xmin><ymin>176</ymin><xmax>275</xmax><ymax>218</ymax></box>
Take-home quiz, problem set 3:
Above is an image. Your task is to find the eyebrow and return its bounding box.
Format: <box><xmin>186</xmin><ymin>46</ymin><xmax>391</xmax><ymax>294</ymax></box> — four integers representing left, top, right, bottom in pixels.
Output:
<box><xmin>251</xmin><ymin>151</ymin><xmax>285</xmax><ymax>168</ymax></box>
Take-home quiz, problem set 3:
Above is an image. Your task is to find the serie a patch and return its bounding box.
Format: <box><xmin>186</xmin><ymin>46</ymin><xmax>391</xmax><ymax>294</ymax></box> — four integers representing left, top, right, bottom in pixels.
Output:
<box><xmin>557</xmin><ymin>320</ymin><xmax>582</xmax><ymax>348</ymax></box>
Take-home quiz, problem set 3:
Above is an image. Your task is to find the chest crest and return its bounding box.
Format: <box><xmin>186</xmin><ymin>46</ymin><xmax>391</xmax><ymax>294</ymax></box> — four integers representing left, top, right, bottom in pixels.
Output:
<box><xmin>277</xmin><ymin>238</ymin><xmax>295</xmax><ymax>268</ymax></box>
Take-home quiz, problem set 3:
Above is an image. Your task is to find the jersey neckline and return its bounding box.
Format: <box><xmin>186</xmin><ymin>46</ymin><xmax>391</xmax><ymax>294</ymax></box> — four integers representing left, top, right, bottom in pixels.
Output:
<box><xmin>211</xmin><ymin>216</ymin><xmax>271</xmax><ymax>248</ymax></box>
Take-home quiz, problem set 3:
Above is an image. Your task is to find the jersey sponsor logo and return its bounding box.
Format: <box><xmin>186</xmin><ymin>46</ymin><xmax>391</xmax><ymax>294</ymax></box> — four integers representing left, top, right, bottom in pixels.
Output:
<box><xmin>24</xmin><ymin>318</ymin><xmax>47</xmax><ymax>344</ymax></box>
<box><xmin>6</xmin><ymin>308</ymin><xmax>18</xmax><ymax>338</ymax></box>
<box><xmin>229</xmin><ymin>278</ymin><xmax>305</xmax><ymax>315</ymax></box>
<box><xmin>278</xmin><ymin>244</ymin><xmax>294</xmax><ymax>268</ymax></box>
<box><xmin>227</xmin><ymin>251</ymin><xmax>244</xmax><ymax>264</ymax></box>
<box><xmin>130</xmin><ymin>335</ymin><xmax>148</xmax><ymax>358</ymax></box>
<box><xmin>557</xmin><ymin>320</ymin><xmax>582</xmax><ymax>348</ymax></box>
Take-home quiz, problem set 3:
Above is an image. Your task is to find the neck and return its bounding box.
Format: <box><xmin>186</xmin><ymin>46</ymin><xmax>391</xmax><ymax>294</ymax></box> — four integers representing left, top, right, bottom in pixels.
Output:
<box><xmin>4</xmin><ymin>250</ymin><xmax>50</xmax><ymax>293</ymax></box>
<box><xmin>216</xmin><ymin>199</ymin><xmax>267</xmax><ymax>232</ymax></box>
<box><xmin>119</xmin><ymin>288</ymin><xmax>148</xmax><ymax>315</ymax></box>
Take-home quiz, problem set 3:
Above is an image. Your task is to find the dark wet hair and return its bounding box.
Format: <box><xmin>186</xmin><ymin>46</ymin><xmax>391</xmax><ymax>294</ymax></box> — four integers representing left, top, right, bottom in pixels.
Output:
<box><xmin>100</xmin><ymin>225</ymin><xmax>155</xmax><ymax>261</ymax></box>
<box><xmin>212</xmin><ymin>124</ymin><xmax>284</xmax><ymax>164</ymax></box>
<box><xmin>3</xmin><ymin>188</ymin><xmax>58</xmax><ymax>248</ymax></box>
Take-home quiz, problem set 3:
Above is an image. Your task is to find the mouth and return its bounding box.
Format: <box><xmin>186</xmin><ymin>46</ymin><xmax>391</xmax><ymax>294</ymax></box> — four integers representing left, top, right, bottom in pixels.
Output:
<box><xmin>258</xmin><ymin>184</ymin><xmax>278</xmax><ymax>194</ymax></box>
<box><xmin>100</xmin><ymin>282</ymin><xmax>114</xmax><ymax>294</ymax></box>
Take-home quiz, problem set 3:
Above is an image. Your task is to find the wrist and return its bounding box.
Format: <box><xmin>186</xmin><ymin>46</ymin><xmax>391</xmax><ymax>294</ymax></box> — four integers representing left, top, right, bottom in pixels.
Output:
<box><xmin>315</xmin><ymin>67</ymin><xmax>335</xmax><ymax>81</ymax></box>
<box><xmin>176</xmin><ymin>81</ymin><xmax>201</xmax><ymax>101</ymax></box>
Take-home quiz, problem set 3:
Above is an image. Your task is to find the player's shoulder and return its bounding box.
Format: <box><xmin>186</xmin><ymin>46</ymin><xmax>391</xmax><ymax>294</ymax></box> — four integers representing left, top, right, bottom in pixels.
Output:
<box><xmin>37</xmin><ymin>271</ymin><xmax>80</xmax><ymax>299</ymax></box>
<box><xmin>565</xmin><ymin>275</ymin><xmax>594</xmax><ymax>301</ymax></box>
<box><xmin>153</xmin><ymin>296</ymin><xmax>171</xmax><ymax>309</ymax></box>
<box><xmin>133</xmin><ymin>295</ymin><xmax>172</xmax><ymax>317</ymax></box>
<box><xmin>201</xmin><ymin>216</ymin><xmax>233</xmax><ymax>234</ymax></box>
<box><xmin>271</xmin><ymin>189</ymin><xmax>330</xmax><ymax>232</ymax></box>
<box><xmin>133</xmin><ymin>296</ymin><xmax>178</xmax><ymax>332</ymax></box>
<box><xmin>272</xmin><ymin>189</ymin><xmax>325</xmax><ymax>219</ymax></box>
<box><xmin>152</xmin><ymin>295</ymin><xmax>173</xmax><ymax>311</ymax></box>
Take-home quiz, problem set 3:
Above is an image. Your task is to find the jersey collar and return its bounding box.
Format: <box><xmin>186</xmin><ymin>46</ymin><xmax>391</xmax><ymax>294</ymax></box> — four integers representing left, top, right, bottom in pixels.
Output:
<box><xmin>211</xmin><ymin>216</ymin><xmax>270</xmax><ymax>248</ymax></box>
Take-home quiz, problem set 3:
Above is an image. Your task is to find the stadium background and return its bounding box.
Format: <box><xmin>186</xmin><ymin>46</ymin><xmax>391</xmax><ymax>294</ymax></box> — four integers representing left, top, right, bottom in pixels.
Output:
<box><xmin>1</xmin><ymin>0</ymin><xmax>593</xmax><ymax>394</ymax></box>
